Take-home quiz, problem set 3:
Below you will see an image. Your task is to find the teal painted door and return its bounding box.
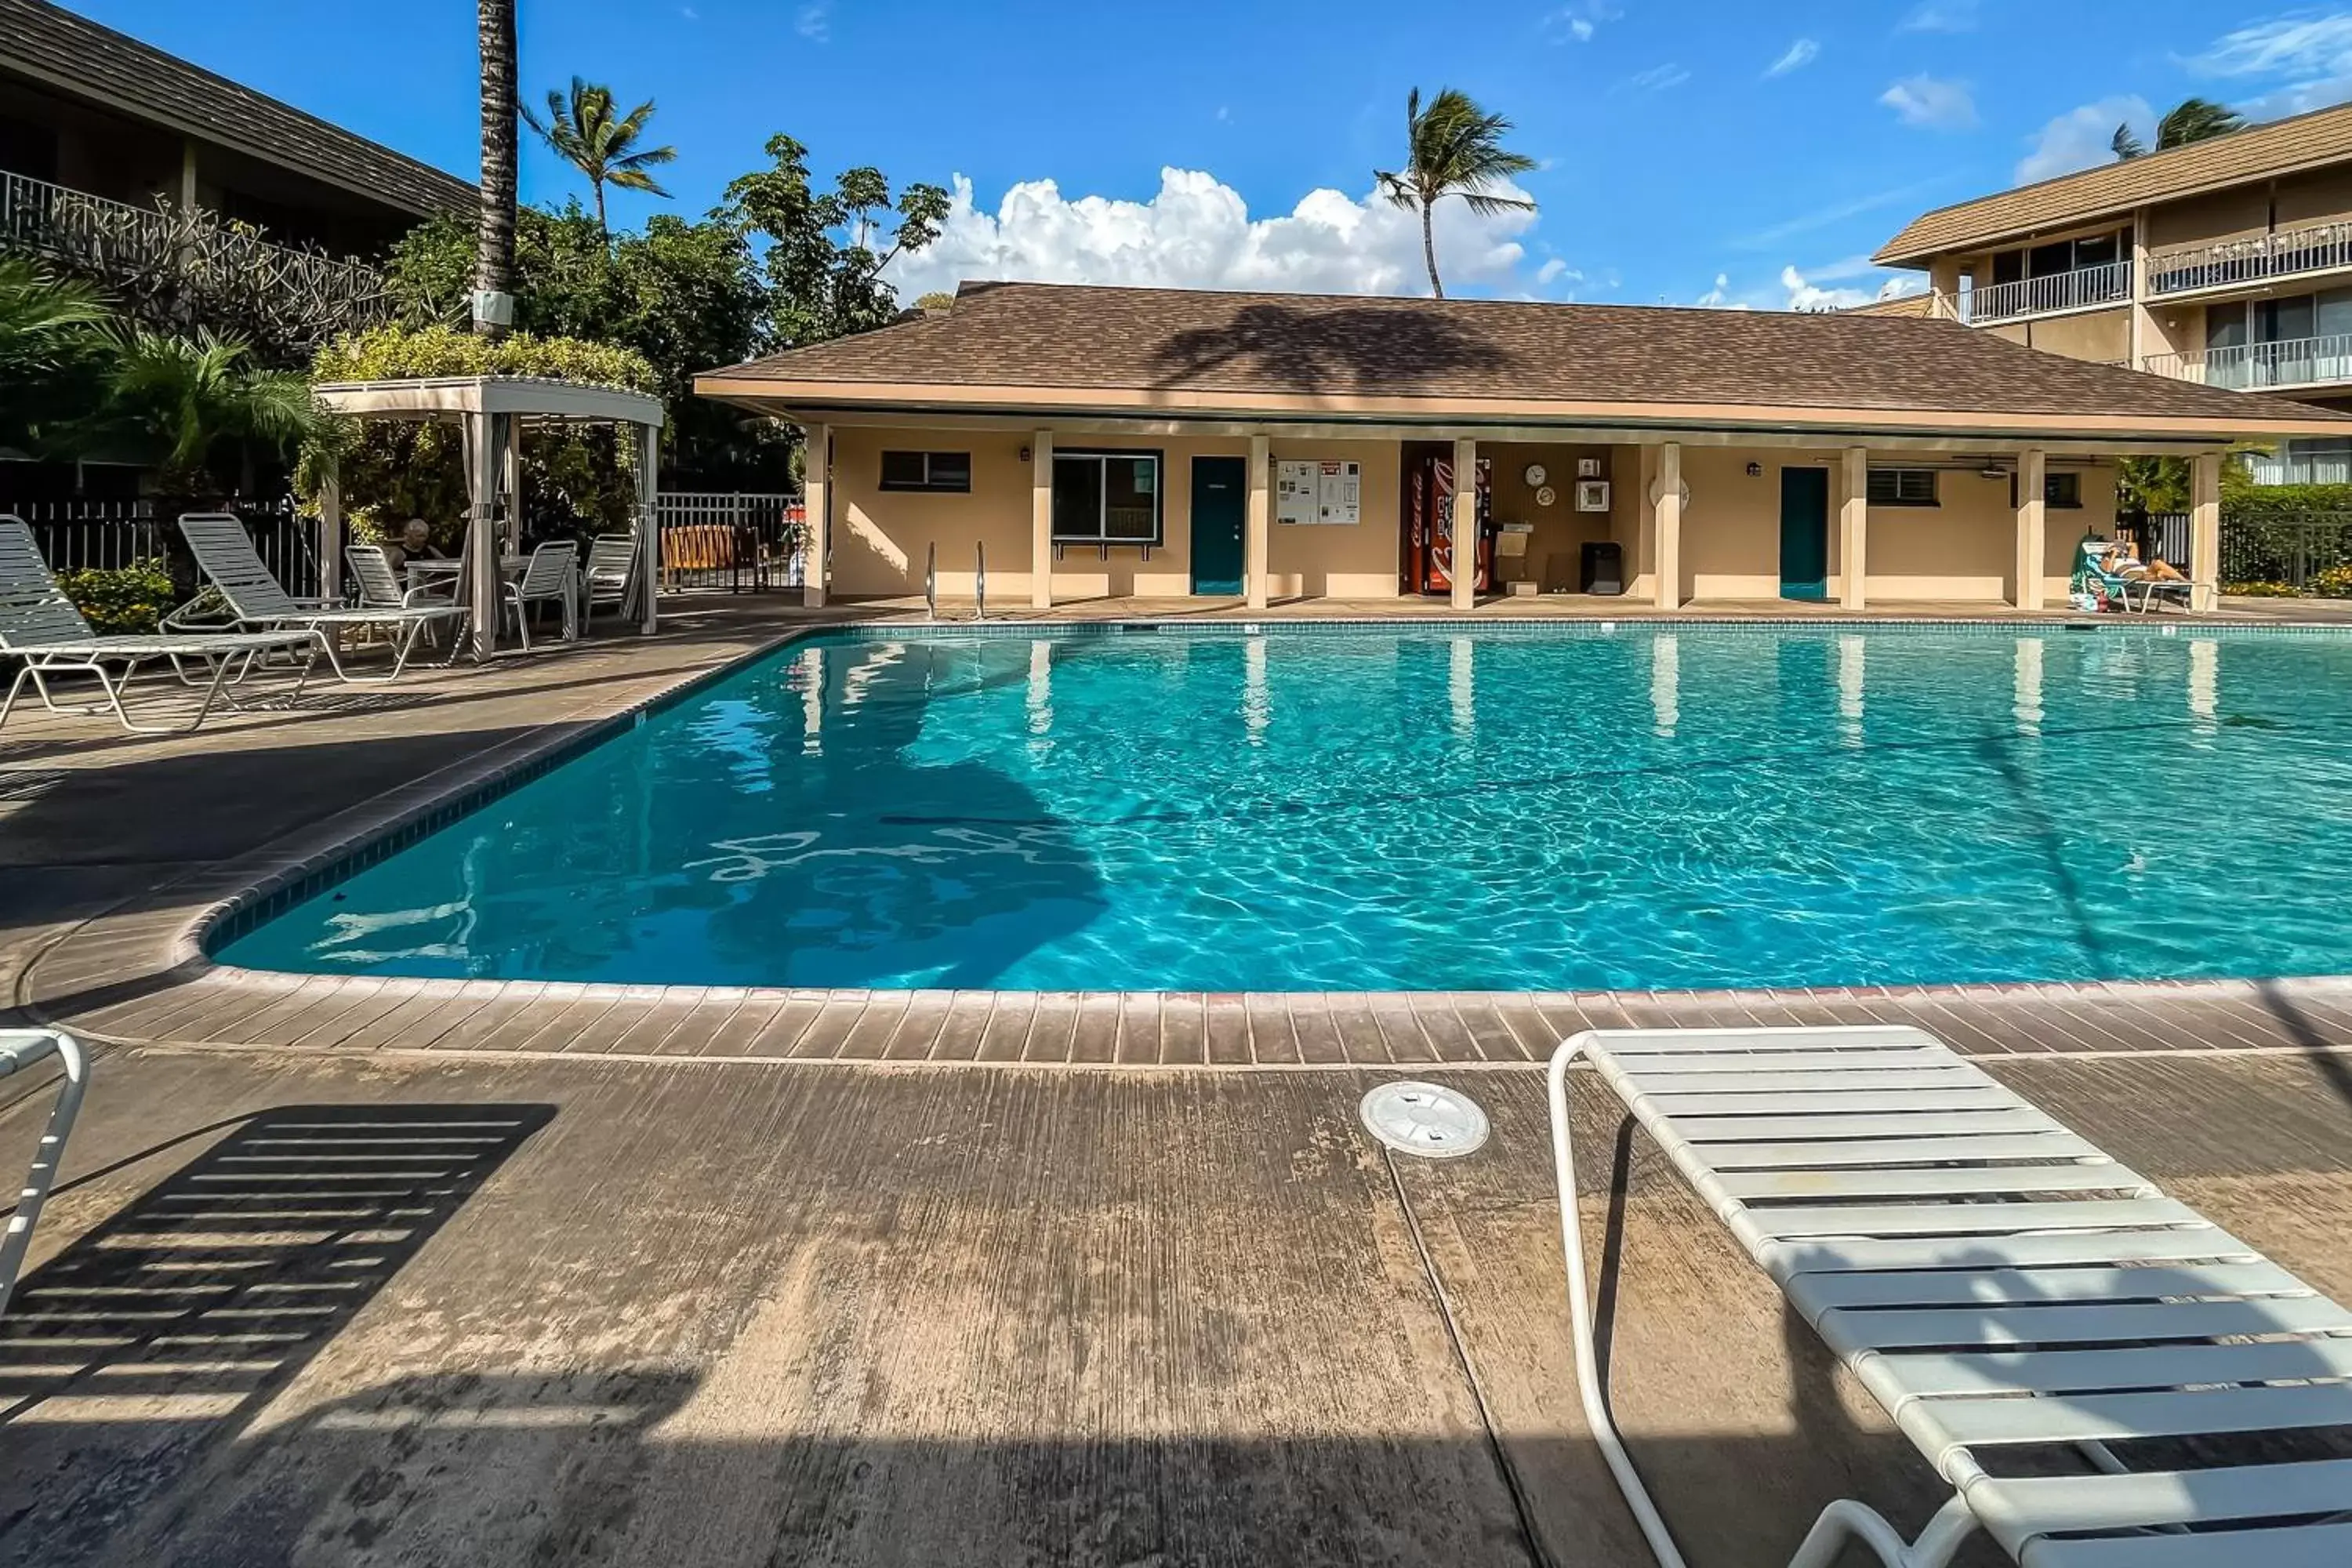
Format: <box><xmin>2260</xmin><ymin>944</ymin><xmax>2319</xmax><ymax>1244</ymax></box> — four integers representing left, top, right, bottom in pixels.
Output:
<box><xmin>1779</xmin><ymin>467</ymin><xmax>1830</xmax><ymax>601</ymax></box>
<box><xmin>1191</xmin><ymin>456</ymin><xmax>1247</xmax><ymax>594</ymax></box>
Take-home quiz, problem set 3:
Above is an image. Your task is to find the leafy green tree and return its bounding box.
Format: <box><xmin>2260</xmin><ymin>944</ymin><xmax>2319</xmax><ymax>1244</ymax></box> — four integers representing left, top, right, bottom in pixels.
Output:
<box><xmin>722</xmin><ymin>134</ymin><xmax>950</xmax><ymax>345</ymax></box>
<box><xmin>2113</xmin><ymin>97</ymin><xmax>2249</xmax><ymax>161</ymax></box>
<box><xmin>97</xmin><ymin>327</ymin><xmax>321</xmax><ymax>498</ymax></box>
<box><xmin>913</xmin><ymin>290</ymin><xmax>956</xmax><ymax>314</ymax></box>
<box><xmin>521</xmin><ymin>77</ymin><xmax>678</xmax><ymax>239</ymax></box>
<box><xmin>1375</xmin><ymin>88</ymin><xmax>1537</xmax><ymax>298</ymax></box>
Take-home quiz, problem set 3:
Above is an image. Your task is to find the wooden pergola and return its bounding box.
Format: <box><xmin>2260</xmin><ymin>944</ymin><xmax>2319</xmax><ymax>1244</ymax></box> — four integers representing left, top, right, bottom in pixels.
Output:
<box><xmin>309</xmin><ymin>375</ymin><xmax>666</xmax><ymax>659</ymax></box>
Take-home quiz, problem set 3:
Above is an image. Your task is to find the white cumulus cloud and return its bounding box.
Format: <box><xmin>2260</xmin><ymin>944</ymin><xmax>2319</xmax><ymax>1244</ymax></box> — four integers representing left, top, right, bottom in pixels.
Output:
<box><xmin>884</xmin><ymin>169</ymin><xmax>1549</xmax><ymax>301</ymax></box>
<box><xmin>2016</xmin><ymin>95</ymin><xmax>2154</xmax><ymax>184</ymax></box>
<box><xmin>2187</xmin><ymin>14</ymin><xmax>2352</xmax><ymax>116</ymax></box>
<box><xmin>1766</xmin><ymin>39</ymin><xmax>1820</xmax><ymax>78</ymax></box>
<box><xmin>1880</xmin><ymin>74</ymin><xmax>1977</xmax><ymax>130</ymax></box>
<box><xmin>1544</xmin><ymin>1</ymin><xmax>1622</xmax><ymax>43</ymax></box>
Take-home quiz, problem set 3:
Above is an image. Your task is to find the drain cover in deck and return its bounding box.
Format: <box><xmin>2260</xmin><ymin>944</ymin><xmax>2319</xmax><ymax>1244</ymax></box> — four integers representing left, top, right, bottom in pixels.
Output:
<box><xmin>1359</xmin><ymin>1081</ymin><xmax>1490</xmax><ymax>1159</ymax></box>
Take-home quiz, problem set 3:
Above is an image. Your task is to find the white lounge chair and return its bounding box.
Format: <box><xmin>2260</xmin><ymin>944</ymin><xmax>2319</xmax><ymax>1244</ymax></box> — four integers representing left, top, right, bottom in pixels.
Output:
<box><xmin>1548</xmin><ymin>1024</ymin><xmax>2352</xmax><ymax>1568</ymax></box>
<box><xmin>0</xmin><ymin>1028</ymin><xmax>88</xmax><ymax>1321</ymax></box>
<box><xmin>0</xmin><ymin>515</ymin><xmax>321</xmax><ymax>734</ymax></box>
<box><xmin>504</xmin><ymin>539</ymin><xmax>578</xmax><ymax>649</ymax></box>
<box><xmin>171</xmin><ymin>513</ymin><xmax>464</xmax><ymax>681</ymax></box>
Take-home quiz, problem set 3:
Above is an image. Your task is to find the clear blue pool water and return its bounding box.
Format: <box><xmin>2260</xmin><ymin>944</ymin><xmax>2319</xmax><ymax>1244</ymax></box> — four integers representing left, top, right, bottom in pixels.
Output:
<box><xmin>219</xmin><ymin>624</ymin><xmax>2352</xmax><ymax>993</ymax></box>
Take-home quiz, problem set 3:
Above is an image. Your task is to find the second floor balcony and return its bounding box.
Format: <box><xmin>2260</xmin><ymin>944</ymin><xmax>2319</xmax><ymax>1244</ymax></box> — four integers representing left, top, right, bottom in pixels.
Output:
<box><xmin>2147</xmin><ymin>218</ymin><xmax>2352</xmax><ymax>299</ymax></box>
<box><xmin>2144</xmin><ymin>331</ymin><xmax>2352</xmax><ymax>392</ymax></box>
<box><xmin>0</xmin><ymin>168</ymin><xmax>395</xmax><ymax>360</ymax></box>
<box><xmin>1962</xmin><ymin>260</ymin><xmax>2132</xmax><ymax>325</ymax></box>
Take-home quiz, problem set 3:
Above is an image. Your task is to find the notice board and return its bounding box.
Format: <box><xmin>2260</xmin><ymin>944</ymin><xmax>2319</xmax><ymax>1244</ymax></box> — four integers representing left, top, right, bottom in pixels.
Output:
<box><xmin>1276</xmin><ymin>459</ymin><xmax>1362</xmax><ymax>525</ymax></box>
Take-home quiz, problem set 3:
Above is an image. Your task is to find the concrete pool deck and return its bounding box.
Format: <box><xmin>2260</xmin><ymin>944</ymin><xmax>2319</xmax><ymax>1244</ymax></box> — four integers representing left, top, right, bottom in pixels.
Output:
<box><xmin>5</xmin><ymin>593</ymin><xmax>2352</xmax><ymax>1565</ymax></box>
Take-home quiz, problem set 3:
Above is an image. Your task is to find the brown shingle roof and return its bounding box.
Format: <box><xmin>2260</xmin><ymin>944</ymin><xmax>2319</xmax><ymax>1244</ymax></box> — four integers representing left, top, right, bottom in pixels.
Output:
<box><xmin>1843</xmin><ymin>292</ymin><xmax>1936</xmax><ymax>318</ymax></box>
<box><xmin>0</xmin><ymin>0</ymin><xmax>473</xmax><ymax>220</ymax></box>
<box><xmin>1876</xmin><ymin>101</ymin><xmax>2352</xmax><ymax>265</ymax></box>
<box><xmin>702</xmin><ymin>281</ymin><xmax>2350</xmax><ymax>432</ymax></box>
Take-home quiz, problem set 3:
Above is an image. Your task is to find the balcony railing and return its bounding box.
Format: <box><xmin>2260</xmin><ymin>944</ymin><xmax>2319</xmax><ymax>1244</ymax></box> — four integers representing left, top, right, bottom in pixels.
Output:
<box><xmin>2147</xmin><ymin>219</ymin><xmax>2352</xmax><ymax>297</ymax></box>
<box><xmin>2143</xmin><ymin>332</ymin><xmax>2352</xmax><ymax>392</ymax></box>
<box><xmin>0</xmin><ymin>169</ymin><xmax>394</xmax><ymax>356</ymax></box>
<box><xmin>1962</xmin><ymin>260</ymin><xmax>2132</xmax><ymax>325</ymax></box>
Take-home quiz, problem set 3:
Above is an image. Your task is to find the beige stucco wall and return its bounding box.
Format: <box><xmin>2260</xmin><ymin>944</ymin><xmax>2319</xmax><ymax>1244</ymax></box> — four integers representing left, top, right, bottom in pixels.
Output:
<box><xmin>2148</xmin><ymin>187</ymin><xmax>2273</xmax><ymax>249</ymax></box>
<box><xmin>822</xmin><ymin>426</ymin><xmax>2113</xmax><ymax>606</ymax></box>
<box><xmin>2013</xmin><ymin>309</ymin><xmax>2131</xmax><ymax>364</ymax></box>
<box><xmin>2269</xmin><ymin>166</ymin><xmax>2352</xmax><ymax>227</ymax></box>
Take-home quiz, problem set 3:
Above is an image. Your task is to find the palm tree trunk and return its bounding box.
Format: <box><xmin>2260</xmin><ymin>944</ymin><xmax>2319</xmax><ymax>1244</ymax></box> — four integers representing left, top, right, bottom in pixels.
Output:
<box><xmin>474</xmin><ymin>0</ymin><xmax>517</xmax><ymax>338</ymax></box>
<box><xmin>593</xmin><ymin>179</ymin><xmax>608</xmax><ymax>244</ymax></box>
<box><xmin>1420</xmin><ymin>199</ymin><xmax>1443</xmax><ymax>299</ymax></box>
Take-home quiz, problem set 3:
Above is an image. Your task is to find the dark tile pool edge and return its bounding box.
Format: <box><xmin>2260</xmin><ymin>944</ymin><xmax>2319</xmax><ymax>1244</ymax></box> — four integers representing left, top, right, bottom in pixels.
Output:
<box><xmin>35</xmin><ymin>612</ymin><xmax>2352</xmax><ymax>1066</ymax></box>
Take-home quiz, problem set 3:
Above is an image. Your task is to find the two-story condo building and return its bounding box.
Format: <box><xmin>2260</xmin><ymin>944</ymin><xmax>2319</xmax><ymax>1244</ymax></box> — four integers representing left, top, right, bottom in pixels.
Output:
<box><xmin>1874</xmin><ymin>102</ymin><xmax>2352</xmax><ymax>483</ymax></box>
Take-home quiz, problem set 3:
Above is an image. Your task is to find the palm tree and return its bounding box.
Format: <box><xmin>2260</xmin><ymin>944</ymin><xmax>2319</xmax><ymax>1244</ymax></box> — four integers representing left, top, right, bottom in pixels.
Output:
<box><xmin>0</xmin><ymin>259</ymin><xmax>111</xmax><ymax>453</ymax></box>
<box><xmin>474</xmin><ymin>0</ymin><xmax>517</xmax><ymax>338</ymax></box>
<box><xmin>521</xmin><ymin>77</ymin><xmax>677</xmax><ymax>239</ymax></box>
<box><xmin>101</xmin><ymin>328</ymin><xmax>320</xmax><ymax>494</ymax></box>
<box><xmin>1374</xmin><ymin>87</ymin><xmax>1537</xmax><ymax>298</ymax></box>
<box><xmin>2113</xmin><ymin>97</ymin><xmax>2248</xmax><ymax>162</ymax></box>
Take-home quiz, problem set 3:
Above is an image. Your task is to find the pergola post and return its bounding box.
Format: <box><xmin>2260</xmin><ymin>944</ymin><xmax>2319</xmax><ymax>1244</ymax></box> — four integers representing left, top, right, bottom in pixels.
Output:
<box><xmin>1031</xmin><ymin>429</ymin><xmax>1054</xmax><ymax>610</ymax></box>
<box><xmin>2015</xmin><ymin>448</ymin><xmax>2047</xmax><ymax>612</ymax></box>
<box><xmin>803</xmin><ymin>422</ymin><xmax>830</xmax><ymax>609</ymax></box>
<box><xmin>466</xmin><ymin>409</ymin><xmax>501</xmax><ymax>660</ymax></box>
<box><xmin>316</xmin><ymin>466</ymin><xmax>343</xmax><ymax>604</ymax></box>
<box><xmin>499</xmin><ymin>426</ymin><xmax>523</xmax><ymax>559</ymax></box>
<box><xmin>2190</xmin><ymin>452</ymin><xmax>2222</xmax><ymax>612</ymax></box>
<box><xmin>637</xmin><ymin>421</ymin><xmax>660</xmax><ymax>634</ymax></box>
<box><xmin>1839</xmin><ymin>446</ymin><xmax>1868</xmax><ymax>612</ymax></box>
<box><xmin>1449</xmin><ymin>436</ymin><xmax>1478</xmax><ymax>612</ymax></box>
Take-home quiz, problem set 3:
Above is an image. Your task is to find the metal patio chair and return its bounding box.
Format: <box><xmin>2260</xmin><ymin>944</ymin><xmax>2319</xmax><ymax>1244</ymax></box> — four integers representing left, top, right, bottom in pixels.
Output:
<box><xmin>503</xmin><ymin>539</ymin><xmax>579</xmax><ymax>650</ymax></box>
<box><xmin>1548</xmin><ymin>1024</ymin><xmax>2352</xmax><ymax>1568</ymax></box>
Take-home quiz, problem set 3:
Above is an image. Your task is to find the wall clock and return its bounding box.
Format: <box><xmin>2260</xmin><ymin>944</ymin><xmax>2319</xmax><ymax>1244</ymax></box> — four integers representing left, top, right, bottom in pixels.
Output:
<box><xmin>1534</xmin><ymin>485</ymin><xmax>1557</xmax><ymax>508</ymax></box>
<box><xmin>1523</xmin><ymin>463</ymin><xmax>1547</xmax><ymax>487</ymax></box>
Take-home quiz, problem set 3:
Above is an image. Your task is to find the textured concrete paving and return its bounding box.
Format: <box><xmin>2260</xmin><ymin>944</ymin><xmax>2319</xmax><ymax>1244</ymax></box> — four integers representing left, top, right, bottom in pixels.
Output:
<box><xmin>1</xmin><ymin>1045</ymin><xmax>2346</xmax><ymax>1568</ymax></box>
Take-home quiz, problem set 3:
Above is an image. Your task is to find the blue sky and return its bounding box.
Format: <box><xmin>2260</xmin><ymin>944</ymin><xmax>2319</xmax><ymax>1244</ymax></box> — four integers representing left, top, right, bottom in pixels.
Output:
<box><xmin>69</xmin><ymin>0</ymin><xmax>2352</xmax><ymax>308</ymax></box>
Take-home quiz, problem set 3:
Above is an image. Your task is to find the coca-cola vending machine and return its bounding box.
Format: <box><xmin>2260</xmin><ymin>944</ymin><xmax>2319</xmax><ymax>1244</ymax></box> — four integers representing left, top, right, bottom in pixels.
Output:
<box><xmin>1403</xmin><ymin>448</ymin><xmax>1493</xmax><ymax>596</ymax></box>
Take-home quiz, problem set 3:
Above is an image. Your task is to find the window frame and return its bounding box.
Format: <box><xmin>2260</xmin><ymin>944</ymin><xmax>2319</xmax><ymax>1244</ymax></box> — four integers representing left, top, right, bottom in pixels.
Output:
<box><xmin>877</xmin><ymin>450</ymin><xmax>974</xmax><ymax>493</ymax></box>
<box><xmin>1866</xmin><ymin>467</ymin><xmax>1940</xmax><ymax>508</ymax></box>
<box><xmin>1049</xmin><ymin>448</ymin><xmax>1166</xmax><ymax>546</ymax></box>
<box><xmin>2045</xmin><ymin>470</ymin><xmax>2083</xmax><ymax>510</ymax></box>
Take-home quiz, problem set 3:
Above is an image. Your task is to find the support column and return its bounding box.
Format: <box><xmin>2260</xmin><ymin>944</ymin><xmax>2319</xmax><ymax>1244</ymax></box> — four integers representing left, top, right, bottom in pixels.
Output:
<box><xmin>1839</xmin><ymin>446</ymin><xmax>1868</xmax><ymax>611</ymax></box>
<box><xmin>1448</xmin><ymin>437</ymin><xmax>1479</xmax><ymax>612</ymax></box>
<box><xmin>2190</xmin><ymin>451</ymin><xmax>2221</xmax><ymax>612</ymax></box>
<box><xmin>1653</xmin><ymin>441</ymin><xmax>1683</xmax><ymax>612</ymax></box>
<box><xmin>1927</xmin><ymin>256</ymin><xmax>1962</xmax><ymax>321</ymax></box>
<box><xmin>316</xmin><ymin>466</ymin><xmax>343</xmax><ymax>604</ymax></box>
<box><xmin>636</xmin><ymin>423</ymin><xmax>660</xmax><ymax>634</ymax></box>
<box><xmin>466</xmin><ymin>410</ymin><xmax>500</xmax><ymax>660</ymax></box>
<box><xmin>499</xmin><ymin>423</ymin><xmax>523</xmax><ymax>559</ymax></box>
<box><xmin>1030</xmin><ymin>429</ymin><xmax>1054</xmax><ymax>610</ymax></box>
<box><xmin>2129</xmin><ymin>208</ymin><xmax>2154</xmax><ymax>370</ymax></box>
<box><xmin>2014</xmin><ymin>448</ymin><xmax>2047</xmax><ymax>612</ymax></box>
<box><xmin>177</xmin><ymin>138</ymin><xmax>199</xmax><ymax>214</ymax></box>
<box><xmin>803</xmin><ymin>423</ymin><xmax>829</xmax><ymax>609</ymax></box>
<box><xmin>1245</xmin><ymin>433</ymin><xmax>1271</xmax><ymax>610</ymax></box>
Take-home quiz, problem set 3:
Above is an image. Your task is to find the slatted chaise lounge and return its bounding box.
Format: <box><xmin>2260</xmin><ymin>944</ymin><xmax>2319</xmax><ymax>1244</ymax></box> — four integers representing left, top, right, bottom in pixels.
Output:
<box><xmin>1547</xmin><ymin>1025</ymin><xmax>2352</xmax><ymax>1568</ymax></box>
<box><xmin>171</xmin><ymin>513</ymin><xmax>465</xmax><ymax>681</ymax></box>
<box><xmin>1</xmin><ymin>515</ymin><xmax>321</xmax><ymax>734</ymax></box>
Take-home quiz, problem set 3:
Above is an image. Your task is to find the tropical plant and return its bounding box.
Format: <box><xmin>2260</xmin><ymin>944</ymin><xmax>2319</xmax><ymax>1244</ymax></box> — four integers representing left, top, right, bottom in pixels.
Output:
<box><xmin>2113</xmin><ymin>97</ymin><xmax>2249</xmax><ymax>161</ymax></box>
<box><xmin>1374</xmin><ymin>87</ymin><xmax>1537</xmax><ymax>298</ymax></box>
<box><xmin>521</xmin><ymin>77</ymin><xmax>677</xmax><ymax>239</ymax></box>
<box><xmin>475</xmin><ymin>0</ymin><xmax>518</xmax><ymax>338</ymax></box>
<box><xmin>98</xmin><ymin>327</ymin><xmax>321</xmax><ymax>495</ymax></box>
<box><xmin>0</xmin><ymin>257</ymin><xmax>111</xmax><ymax>452</ymax></box>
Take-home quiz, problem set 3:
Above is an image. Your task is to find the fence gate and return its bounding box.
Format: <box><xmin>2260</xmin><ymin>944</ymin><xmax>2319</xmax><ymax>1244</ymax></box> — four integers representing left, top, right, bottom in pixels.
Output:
<box><xmin>655</xmin><ymin>492</ymin><xmax>804</xmax><ymax>593</ymax></box>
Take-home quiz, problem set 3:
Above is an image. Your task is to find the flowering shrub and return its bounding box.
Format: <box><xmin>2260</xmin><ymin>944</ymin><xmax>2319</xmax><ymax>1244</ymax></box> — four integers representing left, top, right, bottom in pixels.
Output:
<box><xmin>2310</xmin><ymin>564</ymin><xmax>2352</xmax><ymax>599</ymax></box>
<box><xmin>2221</xmin><ymin>580</ymin><xmax>2303</xmax><ymax>597</ymax></box>
<box><xmin>56</xmin><ymin>560</ymin><xmax>176</xmax><ymax>633</ymax></box>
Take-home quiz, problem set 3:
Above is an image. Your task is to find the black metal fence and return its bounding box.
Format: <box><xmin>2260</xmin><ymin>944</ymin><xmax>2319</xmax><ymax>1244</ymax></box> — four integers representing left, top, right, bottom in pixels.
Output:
<box><xmin>2216</xmin><ymin>514</ymin><xmax>2352</xmax><ymax>593</ymax></box>
<box><xmin>3</xmin><ymin>497</ymin><xmax>321</xmax><ymax>598</ymax></box>
<box><xmin>2118</xmin><ymin>513</ymin><xmax>2190</xmax><ymax>570</ymax></box>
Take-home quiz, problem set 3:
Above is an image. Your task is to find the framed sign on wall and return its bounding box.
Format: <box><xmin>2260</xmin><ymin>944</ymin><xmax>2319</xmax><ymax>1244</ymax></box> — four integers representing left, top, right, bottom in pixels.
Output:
<box><xmin>1574</xmin><ymin>480</ymin><xmax>1611</xmax><ymax>512</ymax></box>
<box><xmin>1276</xmin><ymin>459</ymin><xmax>1363</xmax><ymax>524</ymax></box>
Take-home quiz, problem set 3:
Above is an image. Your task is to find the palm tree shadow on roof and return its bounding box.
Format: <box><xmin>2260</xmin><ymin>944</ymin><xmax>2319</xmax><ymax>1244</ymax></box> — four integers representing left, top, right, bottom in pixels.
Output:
<box><xmin>1144</xmin><ymin>301</ymin><xmax>1513</xmax><ymax>394</ymax></box>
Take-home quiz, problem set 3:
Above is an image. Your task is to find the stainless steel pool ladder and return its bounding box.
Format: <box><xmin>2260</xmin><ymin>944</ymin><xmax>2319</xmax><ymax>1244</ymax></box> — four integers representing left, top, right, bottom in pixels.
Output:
<box><xmin>975</xmin><ymin>541</ymin><xmax>986</xmax><ymax>621</ymax></box>
<box><xmin>925</xmin><ymin>542</ymin><xmax>938</xmax><ymax>621</ymax></box>
<box><xmin>925</xmin><ymin>542</ymin><xmax>986</xmax><ymax>621</ymax></box>
<box><xmin>0</xmin><ymin>1029</ymin><xmax>89</xmax><ymax>1321</ymax></box>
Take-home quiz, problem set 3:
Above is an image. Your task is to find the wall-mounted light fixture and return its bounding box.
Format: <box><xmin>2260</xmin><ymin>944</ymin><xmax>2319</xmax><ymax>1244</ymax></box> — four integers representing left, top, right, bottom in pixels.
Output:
<box><xmin>1018</xmin><ymin>445</ymin><xmax>1032</xmax><ymax>463</ymax></box>
<box><xmin>1744</xmin><ymin>461</ymin><xmax>1763</xmax><ymax>477</ymax></box>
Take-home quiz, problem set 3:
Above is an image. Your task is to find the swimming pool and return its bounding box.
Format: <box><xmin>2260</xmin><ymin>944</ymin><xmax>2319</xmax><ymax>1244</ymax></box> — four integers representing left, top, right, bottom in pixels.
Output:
<box><xmin>217</xmin><ymin>623</ymin><xmax>2352</xmax><ymax>993</ymax></box>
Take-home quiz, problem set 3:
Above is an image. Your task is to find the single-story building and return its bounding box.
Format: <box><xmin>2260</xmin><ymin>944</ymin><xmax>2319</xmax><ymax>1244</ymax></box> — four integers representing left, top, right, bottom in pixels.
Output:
<box><xmin>695</xmin><ymin>281</ymin><xmax>2352</xmax><ymax>612</ymax></box>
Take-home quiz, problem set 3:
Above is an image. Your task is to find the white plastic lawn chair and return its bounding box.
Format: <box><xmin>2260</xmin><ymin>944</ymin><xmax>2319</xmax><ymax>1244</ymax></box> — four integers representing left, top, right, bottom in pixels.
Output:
<box><xmin>0</xmin><ymin>515</ymin><xmax>321</xmax><ymax>734</ymax></box>
<box><xmin>171</xmin><ymin>513</ymin><xmax>463</xmax><ymax>681</ymax></box>
<box><xmin>504</xmin><ymin>539</ymin><xmax>578</xmax><ymax>650</ymax></box>
<box><xmin>347</xmin><ymin>544</ymin><xmax>465</xmax><ymax>651</ymax></box>
<box><xmin>1548</xmin><ymin>1024</ymin><xmax>2352</xmax><ymax>1568</ymax></box>
<box><xmin>0</xmin><ymin>1029</ymin><xmax>89</xmax><ymax>1322</ymax></box>
<box><xmin>583</xmin><ymin>532</ymin><xmax>637</xmax><ymax>626</ymax></box>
